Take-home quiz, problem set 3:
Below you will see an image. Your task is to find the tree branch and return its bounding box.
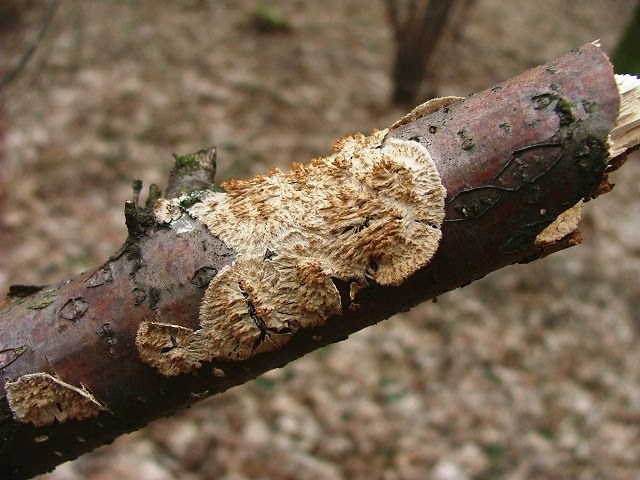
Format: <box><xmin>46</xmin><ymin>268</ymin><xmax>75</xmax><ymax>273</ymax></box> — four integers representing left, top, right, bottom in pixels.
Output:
<box><xmin>0</xmin><ymin>43</ymin><xmax>638</xmax><ymax>479</ymax></box>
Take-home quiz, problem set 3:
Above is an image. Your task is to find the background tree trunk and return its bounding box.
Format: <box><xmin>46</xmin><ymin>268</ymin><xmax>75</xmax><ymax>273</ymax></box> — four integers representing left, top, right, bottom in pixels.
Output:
<box><xmin>385</xmin><ymin>0</ymin><xmax>473</xmax><ymax>105</ymax></box>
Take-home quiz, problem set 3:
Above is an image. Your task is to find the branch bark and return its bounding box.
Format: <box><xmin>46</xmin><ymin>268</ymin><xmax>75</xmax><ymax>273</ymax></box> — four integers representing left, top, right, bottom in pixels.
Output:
<box><xmin>0</xmin><ymin>44</ymin><xmax>638</xmax><ymax>478</ymax></box>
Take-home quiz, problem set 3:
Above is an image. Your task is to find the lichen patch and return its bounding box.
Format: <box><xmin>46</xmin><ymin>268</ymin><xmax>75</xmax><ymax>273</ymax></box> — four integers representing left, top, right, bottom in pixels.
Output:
<box><xmin>142</xmin><ymin>130</ymin><xmax>445</xmax><ymax>375</ymax></box>
<box><xmin>5</xmin><ymin>373</ymin><xmax>106</xmax><ymax>427</ymax></box>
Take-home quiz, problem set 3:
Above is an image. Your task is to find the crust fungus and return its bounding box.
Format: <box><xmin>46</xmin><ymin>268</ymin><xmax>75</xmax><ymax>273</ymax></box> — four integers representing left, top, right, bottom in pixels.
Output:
<box><xmin>189</xmin><ymin>130</ymin><xmax>445</xmax><ymax>284</ymax></box>
<box><xmin>535</xmin><ymin>201</ymin><xmax>583</xmax><ymax>245</ymax></box>
<box><xmin>390</xmin><ymin>96</ymin><xmax>464</xmax><ymax>129</ymax></box>
<box><xmin>136</xmin><ymin>322</ymin><xmax>204</xmax><ymax>376</ymax></box>
<box><xmin>5</xmin><ymin>373</ymin><xmax>106</xmax><ymax>427</ymax></box>
<box><xmin>139</xmin><ymin>128</ymin><xmax>446</xmax><ymax>376</ymax></box>
<box><xmin>154</xmin><ymin>198</ymin><xmax>183</xmax><ymax>224</ymax></box>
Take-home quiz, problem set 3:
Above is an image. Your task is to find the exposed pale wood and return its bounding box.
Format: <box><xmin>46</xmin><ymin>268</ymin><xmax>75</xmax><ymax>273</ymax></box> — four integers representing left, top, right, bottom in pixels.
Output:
<box><xmin>609</xmin><ymin>74</ymin><xmax>640</xmax><ymax>158</ymax></box>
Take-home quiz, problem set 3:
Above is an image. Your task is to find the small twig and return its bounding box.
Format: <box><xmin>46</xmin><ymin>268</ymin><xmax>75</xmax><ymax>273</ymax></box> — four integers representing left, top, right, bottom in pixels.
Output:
<box><xmin>165</xmin><ymin>147</ymin><xmax>217</xmax><ymax>199</ymax></box>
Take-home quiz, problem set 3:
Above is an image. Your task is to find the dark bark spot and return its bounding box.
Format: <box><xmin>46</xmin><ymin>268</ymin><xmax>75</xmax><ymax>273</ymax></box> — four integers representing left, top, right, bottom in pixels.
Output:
<box><xmin>132</xmin><ymin>288</ymin><xmax>147</xmax><ymax>306</ymax></box>
<box><xmin>573</xmin><ymin>136</ymin><xmax>608</xmax><ymax>194</ymax></box>
<box><xmin>85</xmin><ymin>264</ymin><xmax>114</xmax><ymax>288</ymax></box>
<box><xmin>520</xmin><ymin>184</ymin><xmax>543</xmax><ymax>204</ymax></box>
<box><xmin>457</xmin><ymin>129</ymin><xmax>475</xmax><ymax>151</ymax></box>
<box><xmin>501</xmin><ymin>220</ymin><xmax>552</xmax><ymax>253</ymax></box>
<box><xmin>100</xmin><ymin>323</ymin><xmax>114</xmax><ymax>337</ymax></box>
<box><xmin>191</xmin><ymin>267</ymin><xmax>218</xmax><ymax>288</ymax></box>
<box><xmin>532</xmin><ymin>93</ymin><xmax>554</xmax><ymax>109</ymax></box>
<box><xmin>498</xmin><ymin>122</ymin><xmax>511</xmax><ymax>134</ymax></box>
<box><xmin>59</xmin><ymin>298</ymin><xmax>90</xmax><ymax>321</ymax></box>
<box><xmin>99</xmin><ymin>323</ymin><xmax>117</xmax><ymax>355</ymax></box>
<box><xmin>446</xmin><ymin>187</ymin><xmax>506</xmax><ymax>221</ymax></box>
<box><xmin>149</xmin><ymin>288</ymin><xmax>161</xmax><ymax>310</ymax></box>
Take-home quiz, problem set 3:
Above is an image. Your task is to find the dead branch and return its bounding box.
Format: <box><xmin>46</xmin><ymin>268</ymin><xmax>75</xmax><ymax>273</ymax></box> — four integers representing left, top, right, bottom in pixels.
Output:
<box><xmin>0</xmin><ymin>44</ymin><xmax>638</xmax><ymax>479</ymax></box>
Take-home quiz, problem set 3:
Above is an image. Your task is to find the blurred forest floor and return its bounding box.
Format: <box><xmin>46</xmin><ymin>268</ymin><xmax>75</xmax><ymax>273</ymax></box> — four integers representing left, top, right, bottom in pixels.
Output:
<box><xmin>2</xmin><ymin>1</ymin><xmax>640</xmax><ymax>479</ymax></box>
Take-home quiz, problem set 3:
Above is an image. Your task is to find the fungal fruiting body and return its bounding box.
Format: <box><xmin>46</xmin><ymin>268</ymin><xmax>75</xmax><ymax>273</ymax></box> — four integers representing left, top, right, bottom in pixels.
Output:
<box><xmin>390</xmin><ymin>96</ymin><xmax>465</xmax><ymax>129</ymax></box>
<box><xmin>138</xmin><ymin>128</ymin><xmax>446</xmax><ymax>375</ymax></box>
<box><xmin>535</xmin><ymin>201</ymin><xmax>583</xmax><ymax>245</ymax></box>
<box><xmin>4</xmin><ymin>373</ymin><xmax>106</xmax><ymax>427</ymax></box>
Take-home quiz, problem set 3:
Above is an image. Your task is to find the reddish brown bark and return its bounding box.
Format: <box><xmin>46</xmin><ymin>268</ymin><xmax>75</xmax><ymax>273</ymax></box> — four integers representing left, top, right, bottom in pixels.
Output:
<box><xmin>0</xmin><ymin>44</ymin><xmax>623</xmax><ymax>478</ymax></box>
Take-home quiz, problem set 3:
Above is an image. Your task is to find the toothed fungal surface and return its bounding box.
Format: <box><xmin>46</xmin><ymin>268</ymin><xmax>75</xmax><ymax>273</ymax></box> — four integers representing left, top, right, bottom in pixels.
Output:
<box><xmin>5</xmin><ymin>373</ymin><xmax>106</xmax><ymax>427</ymax></box>
<box><xmin>138</xmin><ymin>130</ymin><xmax>446</xmax><ymax>375</ymax></box>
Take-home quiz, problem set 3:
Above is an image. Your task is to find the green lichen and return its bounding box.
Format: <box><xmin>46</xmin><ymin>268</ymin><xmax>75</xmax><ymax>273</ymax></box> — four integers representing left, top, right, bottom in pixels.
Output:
<box><xmin>146</xmin><ymin>184</ymin><xmax>162</xmax><ymax>208</ymax></box>
<box><xmin>171</xmin><ymin>153</ymin><xmax>198</xmax><ymax>172</ymax></box>
<box><xmin>177</xmin><ymin>187</ymin><xmax>224</xmax><ymax>211</ymax></box>
<box><xmin>27</xmin><ymin>291</ymin><xmax>57</xmax><ymax>310</ymax></box>
<box><xmin>178</xmin><ymin>190</ymin><xmax>207</xmax><ymax>210</ymax></box>
<box><xmin>179</xmin><ymin>196</ymin><xmax>201</xmax><ymax>210</ymax></box>
<box><xmin>554</xmin><ymin>97</ymin><xmax>574</xmax><ymax>127</ymax></box>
